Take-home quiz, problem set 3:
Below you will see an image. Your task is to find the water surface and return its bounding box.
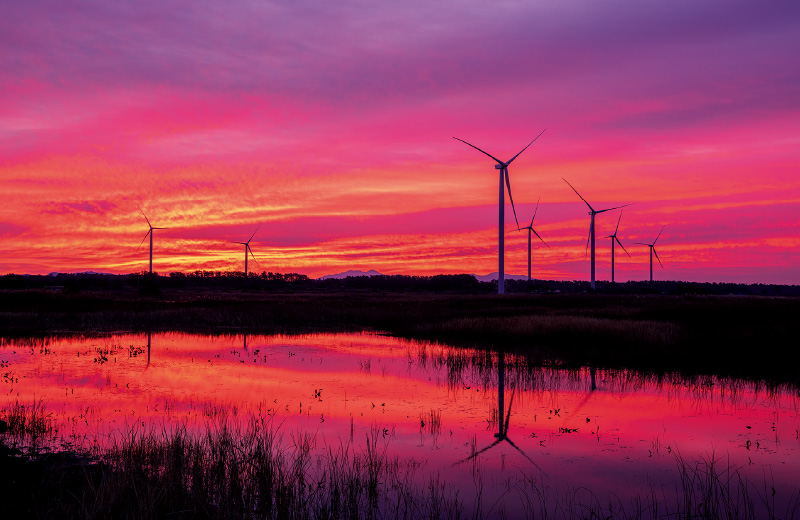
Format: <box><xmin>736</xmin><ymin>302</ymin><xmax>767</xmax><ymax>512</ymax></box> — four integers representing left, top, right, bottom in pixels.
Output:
<box><xmin>3</xmin><ymin>332</ymin><xmax>799</xmax><ymax>516</ymax></box>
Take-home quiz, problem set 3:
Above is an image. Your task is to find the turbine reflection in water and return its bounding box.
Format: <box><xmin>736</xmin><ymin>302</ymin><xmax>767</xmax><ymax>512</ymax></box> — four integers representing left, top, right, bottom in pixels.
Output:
<box><xmin>2</xmin><ymin>332</ymin><xmax>799</xmax><ymax>515</ymax></box>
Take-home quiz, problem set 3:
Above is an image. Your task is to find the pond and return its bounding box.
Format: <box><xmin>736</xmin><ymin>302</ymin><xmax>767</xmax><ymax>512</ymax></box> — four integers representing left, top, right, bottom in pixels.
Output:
<box><xmin>2</xmin><ymin>332</ymin><xmax>799</xmax><ymax>518</ymax></box>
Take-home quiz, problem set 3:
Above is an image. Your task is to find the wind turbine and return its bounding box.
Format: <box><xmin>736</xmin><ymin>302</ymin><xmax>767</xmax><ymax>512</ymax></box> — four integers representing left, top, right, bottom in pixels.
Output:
<box><xmin>454</xmin><ymin>130</ymin><xmax>546</xmax><ymax>294</ymax></box>
<box><xmin>563</xmin><ymin>179</ymin><xmax>634</xmax><ymax>290</ymax></box>
<box><xmin>137</xmin><ymin>209</ymin><xmax>167</xmax><ymax>274</ymax></box>
<box><xmin>233</xmin><ymin>225</ymin><xmax>261</xmax><ymax>277</ymax></box>
<box><xmin>635</xmin><ymin>226</ymin><xmax>665</xmax><ymax>282</ymax></box>
<box><xmin>603</xmin><ymin>210</ymin><xmax>630</xmax><ymax>283</ymax></box>
<box><xmin>453</xmin><ymin>350</ymin><xmax>544</xmax><ymax>472</ymax></box>
<box><xmin>517</xmin><ymin>197</ymin><xmax>550</xmax><ymax>281</ymax></box>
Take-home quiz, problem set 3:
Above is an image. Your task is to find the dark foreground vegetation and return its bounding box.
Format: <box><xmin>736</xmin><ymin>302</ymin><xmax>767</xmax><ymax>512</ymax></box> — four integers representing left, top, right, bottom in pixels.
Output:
<box><xmin>1</xmin><ymin>280</ymin><xmax>799</xmax><ymax>387</ymax></box>
<box><xmin>3</xmin><ymin>402</ymin><xmax>798</xmax><ymax>520</ymax></box>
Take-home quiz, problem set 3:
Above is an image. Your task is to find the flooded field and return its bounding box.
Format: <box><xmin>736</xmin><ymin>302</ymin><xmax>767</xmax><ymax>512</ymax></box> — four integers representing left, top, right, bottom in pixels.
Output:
<box><xmin>3</xmin><ymin>332</ymin><xmax>800</xmax><ymax>518</ymax></box>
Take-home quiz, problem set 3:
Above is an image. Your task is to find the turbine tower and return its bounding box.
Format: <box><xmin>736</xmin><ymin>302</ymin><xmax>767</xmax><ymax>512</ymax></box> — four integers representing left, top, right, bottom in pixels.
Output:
<box><xmin>517</xmin><ymin>198</ymin><xmax>549</xmax><ymax>281</ymax></box>
<box><xmin>635</xmin><ymin>226</ymin><xmax>665</xmax><ymax>282</ymax></box>
<box><xmin>137</xmin><ymin>209</ymin><xmax>167</xmax><ymax>274</ymax></box>
<box><xmin>454</xmin><ymin>130</ymin><xmax>545</xmax><ymax>294</ymax></box>
<box><xmin>563</xmin><ymin>179</ymin><xmax>633</xmax><ymax>290</ymax></box>
<box><xmin>233</xmin><ymin>224</ymin><xmax>261</xmax><ymax>277</ymax></box>
<box><xmin>453</xmin><ymin>350</ymin><xmax>543</xmax><ymax>471</ymax></box>
<box><xmin>603</xmin><ymin>210</ymin><xmax>630</xmax><ymax>283</ymax></box>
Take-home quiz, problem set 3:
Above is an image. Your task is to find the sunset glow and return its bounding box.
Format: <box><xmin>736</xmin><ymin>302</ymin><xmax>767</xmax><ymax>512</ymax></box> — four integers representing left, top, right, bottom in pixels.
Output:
<box><xmin>2</xmin><ymin>1</ymin><xmax>799</xmax><ymax>283</ymax></box>
<box><xmin>5</xmin><ymin>332</ymin><xmax>800</xmax><ymax>511</ymax></box>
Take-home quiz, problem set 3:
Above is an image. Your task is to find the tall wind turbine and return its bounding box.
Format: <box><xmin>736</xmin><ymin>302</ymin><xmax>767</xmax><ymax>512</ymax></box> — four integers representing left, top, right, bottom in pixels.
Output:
<box><xmin>233</xmin><ymin>225</ymin><xmax>261</xmax><ymax>277</ymax></box>
<box><xmin>453</xmin><ymin>350</ymin><xmax>543</xmax><ymax>472</ymax></box>
<box><xmin>454</xmin><ymin>130</ymin><xmax>545</xmax><ymax>294</ymax></box>
<box><xmin>563</xmin><ymin>179</ymin><xmax>633</xmax><ymax>290</ymax></box>
<box><xmin>635</xmin><ymin>226</ymin><xmax>665</xmax><ymax>282</ymax></box>
<box><xmin>517</xmin><ymin>198</ymin><xmax>549</xmax><ymax>281</ymax></box>
<box><xmin>137</xmin><ymin>209</ymin><xmax>167</xmax><ymax>274</ymax></box>
<box><xmin>603</xmin><ymin>210</ymin><xmax>630</xmax><ymax>283</ymax></box>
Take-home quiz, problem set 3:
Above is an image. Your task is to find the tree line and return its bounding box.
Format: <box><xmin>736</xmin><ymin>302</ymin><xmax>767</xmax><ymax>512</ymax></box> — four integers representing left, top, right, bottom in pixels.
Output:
<box><xmin>0</xmin><ymin>271</ymin><xmax>797</xmax><ymax>296</ymax></box>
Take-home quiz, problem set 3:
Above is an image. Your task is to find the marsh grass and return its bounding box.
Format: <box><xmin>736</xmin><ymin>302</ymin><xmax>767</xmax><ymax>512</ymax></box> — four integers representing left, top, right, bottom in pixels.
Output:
<box><xmin>672</xmin><ymin>451</ymin><xmax>800</xmax><ymax>520</ymax></box>
<box><xmin>83</xmin><ymin>416</ymin><xmax>469</xmax><ymax>520</ymax></box>
<box><xmin>2</xmin><ymin>401</ymin><xmax>800</xmax><ymax>519</ymax></box>
<box><xmin>418</xmin><ymin>315</ymin><xmax>680</xmax><ymax>350</ymax></box>
<box><xmin>1</xmin><ymin>404</ymin><xmax>463</xmax><ymax>519</ymax></box>
<box><xmin>420</xmin><ymin>408</ymin><xmax>442</xmax><ymax>437</ymax></box>
<box><xmin>0</xmin><ymin>398</ymin><xmax>55</xmax><ymax>445</ymax></box>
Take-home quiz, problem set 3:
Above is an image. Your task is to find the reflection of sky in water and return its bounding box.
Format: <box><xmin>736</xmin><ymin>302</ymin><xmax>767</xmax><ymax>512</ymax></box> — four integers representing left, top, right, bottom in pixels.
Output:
<box><xmin>3</xmin><ymin>332</ymin><xmax>799</xmax><ymax>512</ymax></box>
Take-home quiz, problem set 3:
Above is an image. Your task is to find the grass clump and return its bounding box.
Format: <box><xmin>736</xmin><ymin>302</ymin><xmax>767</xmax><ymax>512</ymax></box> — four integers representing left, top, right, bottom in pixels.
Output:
<box><xmin>0</xmin><ymin>399</ymin><xmax>55</xmax><ymax>440</ymax></box>
<box><xmin>1</xmin><ymin>406</ymin><xmax>462</xmax><ymax>519</ymax></box>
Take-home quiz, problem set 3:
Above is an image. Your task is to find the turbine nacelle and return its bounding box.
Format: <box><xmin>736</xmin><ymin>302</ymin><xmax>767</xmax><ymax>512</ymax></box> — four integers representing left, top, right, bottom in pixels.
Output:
<box><xmin>453</xmin><ymin>131</ymin><xmax>545</xmax><ymax>294</ymax></box>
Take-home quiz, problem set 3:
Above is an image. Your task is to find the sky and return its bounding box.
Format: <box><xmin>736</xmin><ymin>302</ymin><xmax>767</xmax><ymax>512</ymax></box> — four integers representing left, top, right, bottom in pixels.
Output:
<box><xmin>1</xmin><ymin>0</ymin><xmax>799</xmax><ymax>283</ymax></box>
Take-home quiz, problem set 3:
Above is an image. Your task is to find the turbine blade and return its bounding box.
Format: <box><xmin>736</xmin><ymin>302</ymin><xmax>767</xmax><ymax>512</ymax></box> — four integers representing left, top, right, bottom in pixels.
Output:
<box><xmin>505</xmin><ymin>168</ymin><xmax>520</xmax><ymax>229</ymax></box>
<box><xmin>633</xmin><ymin>242</ymin><xmax>649</xmax><ymax>246</ymax></box>
<box><xmin>139</xmin><ymin>207</ymin><xmax>152</xmax><ymax>228</ymax></box>
<box><xmin>505</xmin><ymin>129</ymin><xmax>546</xmax><ymax>165</ymax></box>
<box><xmin>571</xmin><ymin>387</ymin><xmax>596</xmax><ymax>416</ymax></box>
<box><xmin>595</xmin><ymin>202</ymin><xmax>636</xmax><ymax>214</ymax></box>
<box><xmin>532</xmin><ymin>228</ymin><xmax>550</xmax><ymax>249</ymax></box>
<box><xmin>137</xmin><ymin>230</ymin><xmax>151</xmax><ymax>252</ymax></box>
<box><xmin>614</xmin><ymin>210</ymin><xmax>623</xmax><ymax>235</ymax></box>
<box><xmin>530</xmin><ymin>196</ymin><xmax>540</xmax><ymax>228</ymax></box>
<box><xmin>504</xmin><ymin>388</ymin><xmax>515</xmax><ymax>438</ymax></box>
<box><xmin>248</xmin><ymin>246</ymin><xmax>261</xmax><ymax>269</ymax></box>
<box><xmin>653</xmin><ymin>248</ymin><xmax>663</xmax><ymax>268</ymax></box>
<box><xmin>503</xmin><ymin>437</ymin><xmax>546</xmax><ymax>473</ymax></box>
<box><xmin>616</xmin><ymin>237</ymin><xmax>631</xmax><ymax>257</ymax></box>
<box><xmin>584</xmin><ymin>225</ymin><xmax>591</xmax><ymax>259</ymax></box>
<box><xmin>247</xmin><ymin>223</ymin><xmax>261</xmax><ymax>244</ymax></box>
<box><xmin>563</xmin><ymin>178</ymin><xmax>594</xmax><ymax>212</ymax></box>
<box><xmin>653</xmin><ymin>225</ymin><xmax>665</xmax><ymax>245</ymax></box>
<box><xmin>452</xmin><ymin>137</ymin><xmax>504</xmax><ymax>164</ymax></box>
<box><xmin>451</xmin><ymin>439</ymin><xmax>502</xmax><ymax>466</ymax></box>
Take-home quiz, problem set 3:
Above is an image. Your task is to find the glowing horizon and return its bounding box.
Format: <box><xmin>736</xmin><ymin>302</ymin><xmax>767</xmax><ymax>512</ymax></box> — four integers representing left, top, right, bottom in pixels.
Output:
<box><xmin>2</xmin><ymin>1</ymin><xmax>799</xmax><ymax>284</ymax></box>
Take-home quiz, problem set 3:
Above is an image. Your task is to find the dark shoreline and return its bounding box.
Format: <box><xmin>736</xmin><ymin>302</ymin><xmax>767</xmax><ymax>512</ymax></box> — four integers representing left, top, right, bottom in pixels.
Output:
<box><xmin>2</xmin><ymin>290</ymin><xmax>798</xmax><ymax>388</ymax></box>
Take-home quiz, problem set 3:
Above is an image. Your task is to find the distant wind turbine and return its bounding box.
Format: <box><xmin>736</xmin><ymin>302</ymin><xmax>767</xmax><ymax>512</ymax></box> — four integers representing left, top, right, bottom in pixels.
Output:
<box><xmin>137</xmin><ymin>208</ymin><xmax>167</xmax><ymax>274</ymax></box>
<box><xmin>563</xmin><ymin>179</ymin><xmax>634</xmax><ymax>290</ymax></box>
<box><xmin>233</xmin><ymin>225</ymin><xmax>261</xmax><ymax>277</ymax></box>
<box><xmin>517</xmin><ymin>197</ymin><xmax>549</xmax><ymax>281</ymax></box>
<box><xmin>603</xmin><ymin>210</ymin><xmax>630</xmax><ymax>283</ymax></box>
<box><xmin>635</xmin><ymin>226</ymin><xmax>665</xmax><ymax>282</ymax></box>
<box><xmin>454</xmin><ymin>130</ymin><xmax>546</xmax><ymax>294</ymax></box>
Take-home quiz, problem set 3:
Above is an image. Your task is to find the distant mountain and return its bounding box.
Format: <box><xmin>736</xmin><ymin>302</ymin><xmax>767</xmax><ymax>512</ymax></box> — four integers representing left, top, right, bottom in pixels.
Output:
<box><xmin>47</xmin><ymin>271</ymin><xmax>115</xmax><ymax>276</ymax></box>
<box><xmin>319</xmin><ymin>269</ymin><xmax>383</xmax><ymax>280</ymax></box>
<box><xmin>472</xmin><ymin>272</ymin><xmax>529</xmax><ymax>282</ymax></box>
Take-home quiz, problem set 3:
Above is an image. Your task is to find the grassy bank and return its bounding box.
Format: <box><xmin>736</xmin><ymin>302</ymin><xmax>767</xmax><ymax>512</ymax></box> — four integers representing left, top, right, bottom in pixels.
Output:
<box><xmin>1</xmin><ymin>290</ymin><xmax>799</xmax><ymax>385</ymax></box>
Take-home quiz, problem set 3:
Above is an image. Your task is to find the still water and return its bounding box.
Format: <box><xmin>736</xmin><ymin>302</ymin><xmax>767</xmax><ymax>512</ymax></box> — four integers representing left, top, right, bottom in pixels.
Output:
<box><xmin>3</xmin><ymin>332</ymin><xmax>799</xmax><ymax>516</ymax></box>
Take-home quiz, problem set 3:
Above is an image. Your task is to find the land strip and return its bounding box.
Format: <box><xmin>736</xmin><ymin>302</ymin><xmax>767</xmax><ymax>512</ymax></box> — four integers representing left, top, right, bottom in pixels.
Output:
<box><xmin>1</xmin><ymin>290</ymin><xmax>798</xmax><ymax>387</ymax></box>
